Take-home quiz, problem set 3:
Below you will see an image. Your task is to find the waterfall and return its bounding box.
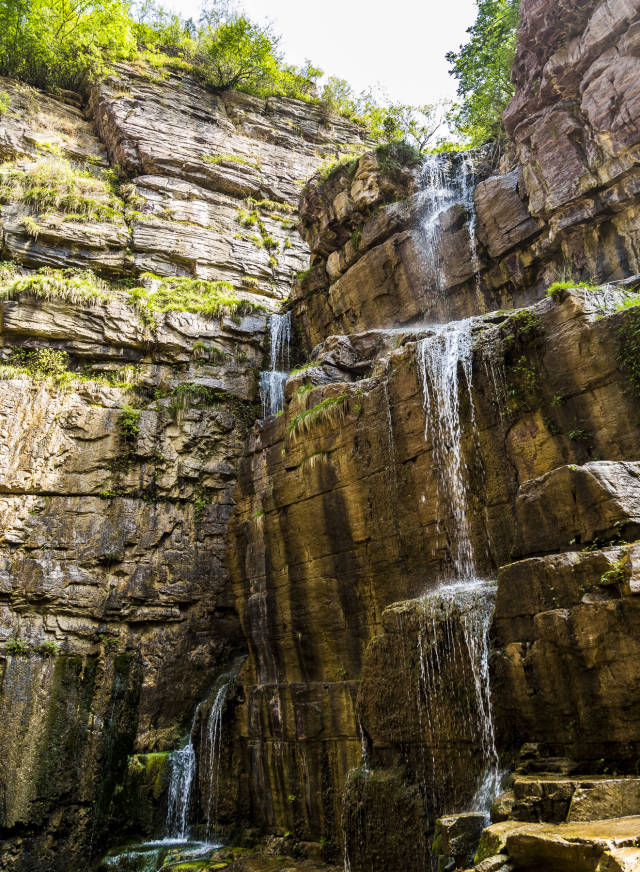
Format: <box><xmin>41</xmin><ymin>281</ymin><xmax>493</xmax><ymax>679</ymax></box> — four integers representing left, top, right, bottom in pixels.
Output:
<box><xmin>413</xmin><ymin>318</ymin><xmax>502</xmax><ymax>817</ymax></box>
<box><xmin>259</xmin><ymin>312</ymin><xmax>291</xmax><ymax>416</ymax></box>
<box><xmin>416</xmin><ymin>318</ymin><xmax>476</xmax><ymax>579</ymax></box>
<box><xmin>165</xmin><ymin>705</ymin><xmax>200</xmax><ymax>841</ymax></box>
<box><xmin>204</xmin><ymin>682</ymin><xmax>230</xmax><ymax>840</ymax></box>
<box><xmin>420</xmin><ymin>153</ymin><xmax>481</xmax><ymax>295</ymax></box>
<box><xmin>416</xmin><ymin>580</ymin><xmax>500</xmax><ymax>816</ymax></box>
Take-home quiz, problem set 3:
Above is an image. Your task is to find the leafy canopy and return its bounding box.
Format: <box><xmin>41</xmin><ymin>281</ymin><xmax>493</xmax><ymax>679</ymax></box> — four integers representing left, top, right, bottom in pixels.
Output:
<box><xmin>0</xmin><ymin>0</ymin><xmax>135</xmax><ymax>91</ymax></box>
<box><xmin>446</xmin><ymin>0</ymin><xmax>521</xmax><ymax>146</ymax></box>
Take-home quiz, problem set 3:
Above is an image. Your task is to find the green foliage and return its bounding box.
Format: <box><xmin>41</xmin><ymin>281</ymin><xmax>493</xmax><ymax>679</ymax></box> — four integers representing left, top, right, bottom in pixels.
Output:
<box><xmin>7</xmin><ymin>347</ymin><xmax>69</xmax><ymax>377</ymax></box>
<box><xmin>0</xmin><ymin>90</ymin><xmax>10</xmax><ymax>115</ymax></box>
<box><xmin>127</xmin><ymin>275</ymin><xmax>265</xmax><ymax>321</ymax></box>
<box><xmin>0</xmin><ymin>157</ymin><xmax>123</xmax><ymax>222</ymax></box>
<box><xmin>616</xmin><ymin>307</ymin><xmax>640</xmax><ymax>405</ymax></box>
<box><xmin>600</xmin><ymin>561</ymin><xmax>627</xmax><ymax>586</ymax></box>
<box><xmin>40</xmin><ymin>640</ymin><xmax>59</xmax><ymax>657</ymax></box>
<box><xmin>0</xmin><ymin>0</ymin><xmax>136</xmax><ymax>91</ymax></box>
<box><xmin>7</xmin><ymin>638</ymin><xmax>31</xmax><ymax>655</ymax></box>
<box><xmin>288</xmin><ymin>394</ymin><xmax>348</xmax><ymax>441</ymax></box>
<box><xmin>0</xmin><ymin>268</ymin><xmax>111</xmax><ymax>306</ymax></box>
<box><xmin>546</xmin><ymin>280</ymin><xmax>600</xmax><ymax>300</ymax></box>
<box><xmin>201</xmin><ymin>151</ymin><xmax>256</xmax><ymax>168</ymax></box>
<box><xmin>446</xmin><ymin>0</ymin><xmax>521</xmax><ymax>145</ymax></box>
<box><xmin>119</xmin><ymin>404</ymin><xmax>141</xmax><ymax>443</ymax></box>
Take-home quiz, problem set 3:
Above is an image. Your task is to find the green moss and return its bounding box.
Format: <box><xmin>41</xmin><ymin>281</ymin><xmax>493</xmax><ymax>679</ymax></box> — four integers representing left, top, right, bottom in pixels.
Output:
<box><xmin>546</xmin><ymin>280</ymin><xmax>601</xmax><ymax>300</ymax></box>
<box><xmin>617</xmin><ymin>306</ymin><xmax>640</xmax><ymax>408</ymax></box>
<box><xmin>119</xmin><ymin>404</ymin><xmax>141</xmax><ymax>444</ymax></box>
<box><xmin>201</xmin><ymin>151</ymin><xmax>257</xmax><ymax>169</ymax></box>
<box><xmin>0</xmin><ymin>90</ymin><xmax>10</xmax><ymax>116</ymax></box>
<box><xmin>288</xmin><ymin>393</ymin><xmax>348</xmax><ymax>441</ymax></box>
<box><xmin>601</xmin><ymin>561</ymin><xmax>627</xmax><ymax>586</ymax></box>
<box><xmin>289</xmin><ymin>362</ymin><xmax>315</xmax><ymax>376</ymax></box>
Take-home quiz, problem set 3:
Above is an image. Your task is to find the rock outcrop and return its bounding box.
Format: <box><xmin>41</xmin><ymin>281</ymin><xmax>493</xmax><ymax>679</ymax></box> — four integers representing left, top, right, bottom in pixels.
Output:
<box><xmin>0</xmin><ymin>63</ymin><xmax>366</xmax><ymax>871</ymax></box>
<box><xmin>3</xmin><ymin>1</ymin><xmax>640</xmax><ymax>870</ymax></box>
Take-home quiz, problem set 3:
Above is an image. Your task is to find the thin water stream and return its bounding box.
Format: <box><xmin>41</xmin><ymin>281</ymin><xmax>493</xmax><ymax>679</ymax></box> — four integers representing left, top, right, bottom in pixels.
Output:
<box><xmin>259</xmin><ymin>312</ymin><xmax>292</xmax><ymax>416</ymax></box>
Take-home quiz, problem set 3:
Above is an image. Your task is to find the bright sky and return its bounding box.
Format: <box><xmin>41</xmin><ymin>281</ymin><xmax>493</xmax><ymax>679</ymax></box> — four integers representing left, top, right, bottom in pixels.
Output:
<box><xmin>166</xmin><ymin>0</ymin><xmax>478</xmax><ymax>105</ymax></box>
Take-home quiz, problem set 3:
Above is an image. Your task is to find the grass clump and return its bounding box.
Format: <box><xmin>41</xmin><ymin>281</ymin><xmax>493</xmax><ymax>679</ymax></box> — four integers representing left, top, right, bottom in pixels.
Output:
<box><xmin>0</xmin><ymin>268</ymin><xmax>111</xmax><ymax>306</ymax></box>
<box><xmin>127</xmin><ymin>275</ymin><xmax>265</xmax><ymax>321</ymax></box>
<box><xmin>288</xmin><ymin>393</ymin><xmax>348</xmax><ymax>441</ymax></box>
<box><xmin>7</xmin><ymin>639</ymin><xmax>31</xmax><ymax>655</ymax></box>
<box><xmin>201</xmin><ymin>152</ymin><xmax>257</xmax><ymax>169</ymax></box>
<box><xmin>0</xmin><ymin>91</ymin><xmax>9</xmax><ymax>116</ymax></box>
<box><xmin>546</xmin><ymin>281</ymin><xmax>600</xmax><ymax>300</ymax></box>
<box><xmin>119</xmin><ymin>403</ymin><xmax>141</xmax><ymax>443</ymax></box>
<box><xmin>0</xmin><ymin>157</ymin><xmax>124</xmax><ymax>222</ymax></box>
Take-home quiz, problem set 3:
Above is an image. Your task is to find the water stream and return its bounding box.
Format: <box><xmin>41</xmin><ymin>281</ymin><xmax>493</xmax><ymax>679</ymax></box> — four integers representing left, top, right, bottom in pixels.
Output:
<box><xmin>416</xmin><ymin>318</ymin><xmax>476</xmax><ymax>580</ymax></box>
<box><xmin>259</xmin><ymin>312</ymin><xmax>292</xmax><ymax>416</ymax></box>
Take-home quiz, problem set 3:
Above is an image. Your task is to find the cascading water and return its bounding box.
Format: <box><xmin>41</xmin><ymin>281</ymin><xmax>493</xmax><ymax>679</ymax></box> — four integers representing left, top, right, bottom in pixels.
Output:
<box><xmin>413</xmin><ymin>317</ymin><xmax>502</xmax><ymax>819</ymax></box>
<box><xmin>415</xmin><ymin>580</ymin><xmax>500</xmax><ymax>815</ymax></box>
<box><xmin>259</xmin><ymin>312</ymin><xmax>292</xmax><ymax>416</ymax></box>
<box><xmin>165</xmin><ymin>705</ymin><xmax>200</xmax><ymax>840</ymax></box>
<box><xmin>204</xmin><ymin>682</ymin><xmax>230</xmax><ymax>840</ymax></box>
<box><xmin>420</xmin><ymin>153</ymin><xmax>481</xmax><ymax>297</ymax></box>
<box><xmin>416</xmin><ymin>318</ymin><xmax>476</xmax><ymax>580</ymax></box>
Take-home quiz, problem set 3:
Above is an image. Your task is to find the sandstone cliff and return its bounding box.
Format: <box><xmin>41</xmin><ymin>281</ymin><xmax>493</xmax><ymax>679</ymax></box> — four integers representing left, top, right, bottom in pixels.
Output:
<box><xmin>3</xmin><ymin>2</ymin><xmax>640</xmax><ymax>872</ymax></box>
<box><xmin>0</xmin><ymin>63</ymin><xmax>367</xmax><ymax>870</ymax></box>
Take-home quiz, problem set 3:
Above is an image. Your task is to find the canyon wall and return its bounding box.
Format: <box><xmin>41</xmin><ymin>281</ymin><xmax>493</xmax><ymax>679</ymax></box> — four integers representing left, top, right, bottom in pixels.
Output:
<box><xmin>0</xmin><ymin>65</ymin><xmax>366</xmax><ymax>870</ymax></box>
<box><xmin>225</xmin><ymin>1</ymin><xmax>640</xmax><ymax>869</ymax></box>
<box><xmin>2</xmin><ymin>1</ymin><xmax>640</xmax><ymax>870</ymax></box>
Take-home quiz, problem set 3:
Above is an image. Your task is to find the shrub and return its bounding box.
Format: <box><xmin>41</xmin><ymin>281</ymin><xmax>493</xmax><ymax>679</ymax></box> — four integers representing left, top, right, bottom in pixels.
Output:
<box><xmin>119</xmin><ymin>404</ymin><xmax>141</xmax><ymax>443</ymax></box>
<box><xmin>0</xmin><ymin>0</ymin><xmax>136</xmax><ymax>92</ymax></box>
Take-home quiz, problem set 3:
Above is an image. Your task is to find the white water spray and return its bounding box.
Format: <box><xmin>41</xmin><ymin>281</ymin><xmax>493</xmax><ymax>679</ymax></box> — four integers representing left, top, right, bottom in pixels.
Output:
<box><xmin>416</xmin><ymin>318</ymin><xmax>476</xmax><ymax>579</ymax></box>
<box><xmin>259</xmin><ymin>312</ymin><xmax>291</xmax><ymax>416</ymax></box>
<box><xmin>204</xmin><ymin>682</ymin><xmax>230</xmax><ymax>840</ymax></box>
<box><xmin>165</xmin><ymin>705</ymin><xmax>201</xmax><ymax>840</ymax></box>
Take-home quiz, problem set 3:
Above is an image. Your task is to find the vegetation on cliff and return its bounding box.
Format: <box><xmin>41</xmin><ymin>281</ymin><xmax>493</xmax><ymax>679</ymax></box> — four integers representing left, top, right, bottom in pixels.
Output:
<box><xmin>446</xmin><ymin>0</ymin><xmax>521</xmax><ymax>145</ymax></box>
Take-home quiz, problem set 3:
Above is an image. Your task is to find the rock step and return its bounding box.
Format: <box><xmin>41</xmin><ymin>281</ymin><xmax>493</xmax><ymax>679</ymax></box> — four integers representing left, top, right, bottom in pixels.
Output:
<box><xmin>494</xmin><ymin>775</ymin><xmax>640</xmax><ymax>825</ymax></box>
<box><xmin>475</xmin><ymin>817</ymin><xmax>640</xmax><ymax>872</ymax></box>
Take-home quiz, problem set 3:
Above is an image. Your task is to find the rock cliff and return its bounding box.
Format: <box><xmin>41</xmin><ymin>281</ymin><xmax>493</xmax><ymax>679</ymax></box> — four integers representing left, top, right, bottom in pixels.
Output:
<box><xmin>0</xmin><ymin>63</ymin><xmax>367</xmax><ymax>870</ymax></box>
<box><xmin>3</xmin><ymin>2</ymin><xmax>640</xmax><ymax>872</ymax></box>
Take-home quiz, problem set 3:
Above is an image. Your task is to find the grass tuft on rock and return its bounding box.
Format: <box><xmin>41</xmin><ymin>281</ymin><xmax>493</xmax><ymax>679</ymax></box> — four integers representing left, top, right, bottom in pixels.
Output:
<box><xmin>127</xmin><ymin>275</ymin><xmax>266</xmax><ymax>321</ymax></box>
<box><xmin>288</xmin><ymin>393</ymin><xmax>349</xmax><ymax>441</ymax></box>
<box><xmin>0</xmin><ymin>157</ymin><xmax>124</xmax><ymax>222</ymax></box>
<box><xmin>0</xmin><ymin>268</ymin><xmax>112</xmax><ymax>306</ymax></box>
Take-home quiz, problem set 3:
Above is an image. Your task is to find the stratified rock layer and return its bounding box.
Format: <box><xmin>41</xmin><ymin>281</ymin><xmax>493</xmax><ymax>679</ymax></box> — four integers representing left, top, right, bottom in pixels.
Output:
<box><xmin>0</xmin><ymin>65</ymin><xmax>366</xmax><ymax>871</ymax></box>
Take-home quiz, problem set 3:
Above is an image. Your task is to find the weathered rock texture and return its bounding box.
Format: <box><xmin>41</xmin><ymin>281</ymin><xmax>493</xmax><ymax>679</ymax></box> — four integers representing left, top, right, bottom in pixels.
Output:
<box><xmin>0</xmin><ymin>65</ymin><xmax>366</xmax><ymax>871</ymax></box>
<box><xmin>290</xmin><ymin>1</ymin><xmax>640</xmax><ymax>350</ymax></box>
<box><xmin>3</xmin><ymin>1</ymin><xmax>640</xmax><ymax>871</ymax></box>
<box><xmin>225</xmin><ymin>1</ymin><xmax>640</xmax><ymax>868</ymax></box>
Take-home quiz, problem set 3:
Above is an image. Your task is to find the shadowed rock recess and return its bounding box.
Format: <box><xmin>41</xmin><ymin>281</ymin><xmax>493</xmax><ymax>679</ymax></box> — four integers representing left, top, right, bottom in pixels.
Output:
<box><xmin>3</xmin><ymin>2</ymin><xmax>640</xmax><ymax>872</ymax></box>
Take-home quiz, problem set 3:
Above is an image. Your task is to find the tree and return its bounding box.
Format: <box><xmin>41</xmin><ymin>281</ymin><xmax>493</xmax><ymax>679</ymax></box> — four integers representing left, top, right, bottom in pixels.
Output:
<box><xmin>0</xmin><ymin>0</ymin><xmax>135</xmax><ymax>91</ymax></box>
<box><xmin>446</xmin><ymin>0</ymin><xmax>520</xmax><ymax>146</ymax></box>
<box><xmin>198</xmin><ymin>15</ymin><xmax>281</xmax><ymax>93</ymax></box>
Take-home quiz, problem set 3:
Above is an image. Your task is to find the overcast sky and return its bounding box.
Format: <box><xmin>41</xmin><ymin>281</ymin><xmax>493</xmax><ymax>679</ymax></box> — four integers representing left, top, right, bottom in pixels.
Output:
<box><xmin>165</xmin><ymin>1</ymin><xmax>478</xmax><ymax>105</ymax></box>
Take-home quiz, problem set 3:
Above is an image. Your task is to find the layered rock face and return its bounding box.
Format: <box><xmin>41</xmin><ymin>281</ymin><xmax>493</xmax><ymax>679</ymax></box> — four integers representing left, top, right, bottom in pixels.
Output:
<box><xmin>0</xmin><ymin>66</ymin><xmax>366</xmax><ymax>870</ymax></box>
<box><xmin>226</xmin><ymin>2</ymin><xmax>640</xmax><ymax>869</ymax></box>
<box><xmin>291</xmin><ymin>0</ymin><xmax>640</xmax><ymax>351</ymax></box>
